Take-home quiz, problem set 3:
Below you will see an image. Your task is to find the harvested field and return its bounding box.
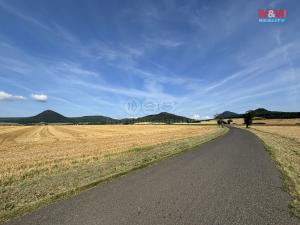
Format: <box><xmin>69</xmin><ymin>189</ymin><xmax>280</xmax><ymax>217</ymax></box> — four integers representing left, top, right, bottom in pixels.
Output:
<box><xmin>251</xmin><ymin>126</ymin><xmax>300</xmax><ymax>142</ymax></box>
<box><xmin>231</xmin><ymin>118</ymin><xmax>244</xmax><ymax>125</ymax></box>
<box><xmin>237</xmin><ymin>118</ymin><xmax>300</xmax><ymax>126</ymax></box>
<box><xmin>198</xmin><ymin>120</ymin><xmax>217</xmax><ymax>125</ymax></box>
<box><xmin>249</xmin><ymin>126</ymin><xmax>300</xmax><ymax>217</ymax></box>
<box><xmin>231</xmin><ymin>118</ymin><xmax>300</xmax><ymax>125</ymax></box>
<box><xmin>252</xmin><ymin>118</ymin><xmax>300</xmax><ymax>125</ymax></box>
<box><xmin>0</xmin><ymin>125</ymin><xmax>226</xmax><ymax>221</ymax></box>
<box><xmin>200</xmin><ymin>118</ymin><xmax>244</xmax><ymax>125</ymax></box>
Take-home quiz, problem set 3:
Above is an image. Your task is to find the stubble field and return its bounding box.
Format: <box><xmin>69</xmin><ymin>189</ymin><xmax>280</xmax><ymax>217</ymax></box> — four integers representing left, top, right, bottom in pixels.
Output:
<box><xmin>0</xmin><ymin>124</ymin><xmax>226</xmax><ymax>221</ymax></box>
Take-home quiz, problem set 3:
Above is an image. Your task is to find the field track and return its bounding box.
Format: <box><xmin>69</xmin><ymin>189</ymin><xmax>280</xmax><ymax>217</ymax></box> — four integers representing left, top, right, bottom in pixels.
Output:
<box><xmin>3</xmin><ymin>127</ymin><xmax>299</xmax><ymax>225</ymax></box>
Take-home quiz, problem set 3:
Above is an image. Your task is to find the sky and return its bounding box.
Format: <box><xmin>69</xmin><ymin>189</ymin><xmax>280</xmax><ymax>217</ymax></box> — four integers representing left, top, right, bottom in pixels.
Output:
<box><xmin>0</xmin><ymin>0</ymin><xmax>299</xmax><ymax>119</ymax></box>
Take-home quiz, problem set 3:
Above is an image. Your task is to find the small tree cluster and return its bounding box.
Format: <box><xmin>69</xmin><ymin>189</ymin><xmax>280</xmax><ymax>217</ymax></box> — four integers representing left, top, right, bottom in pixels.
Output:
<box><xmin>244</xmin><ymin>111</ymin><xmax>253</xmax><ymax>128</ymax></box>
<box><xmin>217</xmin><ymin>118</ymin><xmax>224</xmax><ymax>127</ymax></box>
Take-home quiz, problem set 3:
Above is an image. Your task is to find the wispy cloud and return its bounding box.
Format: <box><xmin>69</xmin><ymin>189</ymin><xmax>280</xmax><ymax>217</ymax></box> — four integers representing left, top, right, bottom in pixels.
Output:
<box><xmin>55</xmin><ymin>62</ymin><xmax>100</xmax><ymax>77</ymax></box>
<box><xmin>0</xmin><ymin>1</ymin><xmax>51</xmax><ymax>31</ymax></box>
<box><xmin>145</xmin><ymin>37</ymin><xmax>183</xmax><ymax>48</ymax></box>
<box><xmin>204</xmin><ymin>41</ymin><xmax>299</xmax><ymax>92</ymax></box>
<box><xmin>0</xmin><ymin>41</ymin><xmax>101</xmax><ymax>79</ymax></box>
<box><xmin>68</xmin><ymin>78</ymin><xmax>177</xmax><ymax>101</ymax></box>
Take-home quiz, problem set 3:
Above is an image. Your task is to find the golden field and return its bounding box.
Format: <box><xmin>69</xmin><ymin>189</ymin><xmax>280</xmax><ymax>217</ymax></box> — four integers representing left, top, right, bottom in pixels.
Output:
<box><xmin>250</xmin><ymin>118</ymin><xmax>300</xmax><ymax>125</ymax></box>
<box><xmin>200</xmin><ymin>119</ymin><xmax>244</xmax><ymax>125</ymax></box>
<box><xmin>252</xmin><ymin>126</ymin><xmax>300</xmax><ymax>142</ymax></box>
<box><xmin>0</xmin><ymin>124</ymin><xmax>226</xmax><ymax>221</ymax></box>
<box><xmin>249</xmin><ymin>126</ymin><xmax>300</xmax><ymax>217</ymax></box>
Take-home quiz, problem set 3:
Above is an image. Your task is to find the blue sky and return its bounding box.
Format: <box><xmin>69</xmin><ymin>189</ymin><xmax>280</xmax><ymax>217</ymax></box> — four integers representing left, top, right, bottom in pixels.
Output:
<box><xmin>0</xmin><ymin>0</ymin><xmax>299</xmax><ymax>119</ymax></box>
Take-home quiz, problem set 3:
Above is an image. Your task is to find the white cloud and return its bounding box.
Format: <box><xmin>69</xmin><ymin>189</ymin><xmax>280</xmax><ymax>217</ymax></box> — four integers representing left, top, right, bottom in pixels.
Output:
<box><xmin>0</xmin><ymin>91</ymin><xmax>26</xmax><ymax>101</ymax></box>
<box><xmin>67</xmin><ymin>78</ymin><xmax>177</xmax><ymax>101</ymax></box>
<box><xmin>31</xmin><ymin>94</ymin><xmax>48</xmax><ymax>102</ymax></box>
<box><xmin>192</xmin><ymin>114</ymin><xmax>211</xmax><ymax>120</ymax></box>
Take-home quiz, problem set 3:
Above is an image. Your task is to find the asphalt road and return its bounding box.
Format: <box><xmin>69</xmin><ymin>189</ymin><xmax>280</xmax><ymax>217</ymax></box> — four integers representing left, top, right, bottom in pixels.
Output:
<box><xmin>4</xmin><ymin>127</ymin><xmax>299</xmax><ymax>225</ymax></box>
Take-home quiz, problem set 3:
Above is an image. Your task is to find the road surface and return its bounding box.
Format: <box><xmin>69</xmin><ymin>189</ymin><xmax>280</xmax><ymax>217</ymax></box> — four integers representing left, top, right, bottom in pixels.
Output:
<box><xmin>4</xmin><ymin>127</ymin><xmax>299</xmax><ymax>225</ymax></box>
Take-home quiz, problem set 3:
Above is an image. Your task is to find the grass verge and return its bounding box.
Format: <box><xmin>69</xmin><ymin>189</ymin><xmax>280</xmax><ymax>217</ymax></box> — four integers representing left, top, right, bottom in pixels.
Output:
<box><xmin>247</xmin><ymin>127</ymin><xmax>300</xmax><ymax>218</ymax></box>
<box><xmin>1</xmin><ymin>127</ymin><xmax>228</xmax><ymax>222</ymax></box>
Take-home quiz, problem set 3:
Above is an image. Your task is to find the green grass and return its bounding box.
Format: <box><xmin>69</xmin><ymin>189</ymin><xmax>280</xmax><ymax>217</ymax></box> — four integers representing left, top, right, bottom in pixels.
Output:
<box><xmin>0</xmin><ymin>127</ymin><xmax>228</xmax><ymax>222</ymax></box>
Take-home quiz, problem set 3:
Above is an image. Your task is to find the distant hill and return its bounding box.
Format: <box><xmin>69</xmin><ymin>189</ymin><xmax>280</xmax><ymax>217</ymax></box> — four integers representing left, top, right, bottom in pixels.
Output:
<box><xmin>0</xmin><ymin>110</ymin><xmax>73</xmax><ymax>124</ymax></box>
<box><xmin>250</xmin><ymin>108</ymin><xmax>300</xmax><ymax>119</ymax></box>
<box><xmin>215</xmin><ymin>111</ymin><xmax>241</xmax><ymax>119</ymax></box>
<box><xmin>0</xmin><ymin>110</ymin><xmax>195</xmax><ymax>124</ymax></box>
<box><xmin>136</xmin><ymin>112</ymin><xmax>195</xmax><ymax>123</ymax></box>
<box><xmin>72</xmin><ymin>116</ymin><xmax>118</xmax><ymax>124</ymax></box>
<box><xmin>0</xmin><ymin>117</ymin><xmax>21</xmax><ymax>123</ymax></box>
<box><xmin>215</xmin><ymin>108</ymin><xmax>300</xmax><ymax>119</ymax></box>
<box><xmin>23</xmin><ymin>110</ymin><xmax>73</xmax><ymax>124</ymax></box>
<box><xmin>1</xmin><ymin>108</ymin><xmax>299</xmax><ymax>125</ymax></box>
